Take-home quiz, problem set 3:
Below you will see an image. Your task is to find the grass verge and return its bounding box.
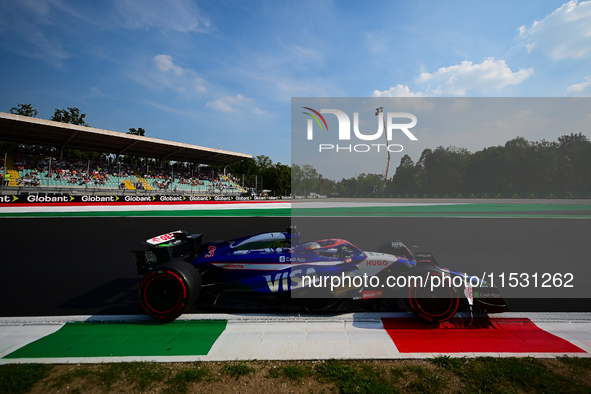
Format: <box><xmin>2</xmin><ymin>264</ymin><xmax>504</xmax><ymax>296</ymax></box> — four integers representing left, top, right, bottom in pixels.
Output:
<box><xmin>1</xmin><ymin>357</ymin><xmax>590</xmax><ymax>393</ymax></box>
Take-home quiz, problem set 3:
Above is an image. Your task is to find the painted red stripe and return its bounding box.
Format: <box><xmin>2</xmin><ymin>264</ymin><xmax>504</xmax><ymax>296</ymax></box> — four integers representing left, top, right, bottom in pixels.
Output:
<box><xmin>382</xmin><ymin>318</ymin><xmax>586</xmax><ymax>353</ymax></box>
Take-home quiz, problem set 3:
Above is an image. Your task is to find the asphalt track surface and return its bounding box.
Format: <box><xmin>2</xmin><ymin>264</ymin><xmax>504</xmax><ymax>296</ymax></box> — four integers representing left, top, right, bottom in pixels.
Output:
<box><xmin>1</xmin><ymin>216</ymin><xmax>589</xmax><ymax>317</ymax></box>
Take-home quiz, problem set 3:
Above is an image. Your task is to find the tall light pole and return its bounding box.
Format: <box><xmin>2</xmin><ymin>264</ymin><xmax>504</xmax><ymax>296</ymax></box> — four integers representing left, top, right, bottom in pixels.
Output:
<box><xmin>375</xmin><ymin>107</ymin><xmax>390</xmax><ymax>190</ymax></box>
<box><xmin>2</xmin><ymin>152</ymin><xmax>6</xmax><ymax>189</ymax></box>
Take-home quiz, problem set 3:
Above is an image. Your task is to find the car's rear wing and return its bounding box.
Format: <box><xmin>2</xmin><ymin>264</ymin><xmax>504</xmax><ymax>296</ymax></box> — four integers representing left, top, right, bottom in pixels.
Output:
<box><xmin>132</xmin><ymin>231</ymin><xmax>203</xmax><ymax>274</ymax></box>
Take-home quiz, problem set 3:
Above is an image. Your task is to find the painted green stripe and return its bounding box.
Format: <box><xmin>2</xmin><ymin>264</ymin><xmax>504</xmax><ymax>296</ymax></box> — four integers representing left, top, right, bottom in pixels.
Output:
<box><xmin>2</xmin><ymin>203</ymin><xmax>590</xmax><ymax>218</ymax></box>
<box><xmin>294</xmin><ymin>203</ymin><xmax>591</xmax><ymax>213</ymax></box>
<box><xmin>295</xmin><ymin>213</ymin><xmax>591</xmax><ymax>218</ymax></box>
<box><xmin>3</xmin><ymin>320</ymin><xmax>227</xmax><ymax>359</ymax></box>
<box><xmin>292</xmin><ymin>203</ymin><xmax>591</xmax><ymax>217</ymax></box>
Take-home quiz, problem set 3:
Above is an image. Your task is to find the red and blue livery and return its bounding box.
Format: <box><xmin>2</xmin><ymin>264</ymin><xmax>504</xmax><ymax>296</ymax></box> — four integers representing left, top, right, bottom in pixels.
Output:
<box><xmin>133</xmin><ymin>227</ymin><xmax>508</xmax><ymax>323</ymax></box>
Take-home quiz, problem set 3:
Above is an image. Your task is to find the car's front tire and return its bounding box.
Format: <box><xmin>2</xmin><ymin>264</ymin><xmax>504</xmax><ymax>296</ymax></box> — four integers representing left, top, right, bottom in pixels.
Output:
<box><xmin>139</xmin><ymin>260</ymin><xmax>202</xmax><ymax>321</ymax></box>
<box><xmin>406</xmin><ymin>269</ymin><xmax>460</xmax><ymax>323</ymax></box>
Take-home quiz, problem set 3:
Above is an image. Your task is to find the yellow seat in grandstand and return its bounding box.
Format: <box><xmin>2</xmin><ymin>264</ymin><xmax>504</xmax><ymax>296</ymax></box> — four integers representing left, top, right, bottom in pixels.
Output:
<box><xmin>136</xmin><ymin>177</ymin><xmax>154</xmax><ymax>190</ymax></box>
<box><xmin>221</xmin><ymin>174</ymin><xmax>246</xmax><ymax>193</ymax></box>
<box><xmin>7</xmin><ymin>170</ymin><xmax>20</xmax><ymax>187</ymax></box>
<box><xmin>123</xmin><ymin>180</ymin><xmax>136</xmax><ymax>190</ymax></box>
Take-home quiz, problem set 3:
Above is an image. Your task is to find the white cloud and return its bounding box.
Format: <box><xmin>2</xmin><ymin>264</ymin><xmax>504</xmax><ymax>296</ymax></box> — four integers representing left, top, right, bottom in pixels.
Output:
<box><xmin>153</xmin><ymin>54</ymin><xmax>185</xmax><ymax>76</ymax></box>
<box><xmin>566</xmin><ymin>75</ymin><xmax>591</xmax><ymax>94</ymax></box>
<box><xmin>206</xmin><ymin>98</ymin><xmax>236</xmax><ymax>112</ymax></box>
<box><xmin>372</xmin><ymin>85</ymin><xmax>424</xmax><ymax>97</ymax></box>
<box><xmin>114</xmin><ymin>0</ymin><xmax>211</xmax><ymax>33</ymax></box>
<box><xmin>416</xmin><ymin>58</ymin><xmax>533</xmax><ymax>95</ymax></box>
<box><xmin>519</xmin><ymin>0</ymin><xmax>591</xmax><ymax>60</ymax></box>
<box><xmin>206</xmin><ymin>94</ymin><xmax>262</xmax><ymax>114</ymax></box>
<box><xmin>150</xmin><ymin>54</ymin><xmax>206</xmax><ymax>94</ymax></box>
<box><xmin>128</xmin><ymin>54</ymin><xmax>207</xmax><ymax>97</ymax></box>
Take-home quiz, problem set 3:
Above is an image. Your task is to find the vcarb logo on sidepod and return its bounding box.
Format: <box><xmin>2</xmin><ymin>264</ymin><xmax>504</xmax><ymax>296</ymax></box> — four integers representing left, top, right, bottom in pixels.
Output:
<box><xmin>302</xmin><ymin>107</ymin><xmax>418</xmax><ymax>153</ymax></box>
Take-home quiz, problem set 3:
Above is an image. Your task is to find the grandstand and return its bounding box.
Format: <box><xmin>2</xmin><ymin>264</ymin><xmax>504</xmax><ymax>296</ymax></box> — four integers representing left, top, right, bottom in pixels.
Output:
<box><xmin>6</xmin><ymin>163</ymin><xmax>244</xmax><ymax>196</ymax></box>
<box><xmin>0</xmin><ymin>112</ymin><xmax>252</xmax><ymax>196</ymax></box>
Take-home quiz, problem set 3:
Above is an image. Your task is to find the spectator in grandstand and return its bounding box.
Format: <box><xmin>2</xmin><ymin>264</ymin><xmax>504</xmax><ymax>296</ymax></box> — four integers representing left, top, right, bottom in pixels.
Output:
<box><xmin>21</xmin><ymin>174</ymin><xmax>32</xmax><ymax>186</ymax></box>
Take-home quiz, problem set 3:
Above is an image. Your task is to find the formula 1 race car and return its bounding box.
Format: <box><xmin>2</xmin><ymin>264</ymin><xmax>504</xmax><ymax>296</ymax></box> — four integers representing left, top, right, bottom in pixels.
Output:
<box><xmin>132</xmin><ymin>227</ymin><xmax>508</xmax><ymax>323</ymax></box>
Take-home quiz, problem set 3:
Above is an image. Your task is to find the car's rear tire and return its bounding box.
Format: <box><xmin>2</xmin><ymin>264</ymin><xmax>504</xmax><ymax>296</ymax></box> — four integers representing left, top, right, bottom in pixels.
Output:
<box><xmin>139</xmin><ymin>260</ymin><xmax>202</xmax><ymax>321</ymax></box>
<box><xmin>407</xmin><ymin>269</ymin><xmax>459</xmax><ymax>323</ymax></box>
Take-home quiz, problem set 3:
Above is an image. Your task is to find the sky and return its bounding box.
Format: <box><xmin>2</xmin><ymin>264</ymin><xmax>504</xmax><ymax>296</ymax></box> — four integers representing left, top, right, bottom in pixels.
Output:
<box><xmin>1</xmin><ymin>0</ymin><xmax>591</xmax><ymax>174</ymax></box>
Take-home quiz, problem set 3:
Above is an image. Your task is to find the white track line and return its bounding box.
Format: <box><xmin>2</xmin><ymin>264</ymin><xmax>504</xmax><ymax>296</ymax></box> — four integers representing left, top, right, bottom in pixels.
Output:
<box><xmin>1</xmin><ymin>312</ymin><xmax>590</xmax><ymax>363</ymax></box>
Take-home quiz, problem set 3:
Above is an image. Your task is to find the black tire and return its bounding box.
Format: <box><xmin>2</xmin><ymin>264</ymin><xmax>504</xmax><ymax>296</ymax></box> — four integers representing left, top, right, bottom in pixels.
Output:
<box><xmin>139</xmin><ymin>260</ymin><xmax>202</xmax><ymax>321</ymax></box>
<box><xmin>406</xmin><ymin>269</ymin><xmax>460</xmax><ymax>323</ymax></box>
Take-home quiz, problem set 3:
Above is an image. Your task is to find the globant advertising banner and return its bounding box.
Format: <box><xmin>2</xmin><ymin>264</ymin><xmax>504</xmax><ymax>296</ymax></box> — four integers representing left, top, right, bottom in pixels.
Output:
<box><xmin>0</xmin><ymin>193</ymin><xmax>290</xmax><ymax>204</ymax></box>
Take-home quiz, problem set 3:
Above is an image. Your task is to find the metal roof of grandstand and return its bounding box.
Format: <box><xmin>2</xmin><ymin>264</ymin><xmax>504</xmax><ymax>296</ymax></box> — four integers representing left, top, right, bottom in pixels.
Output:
<box><xmin>0</xmin><ymin>112</ymin><xmax>252</xmax><ymax>166</ymax></box>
